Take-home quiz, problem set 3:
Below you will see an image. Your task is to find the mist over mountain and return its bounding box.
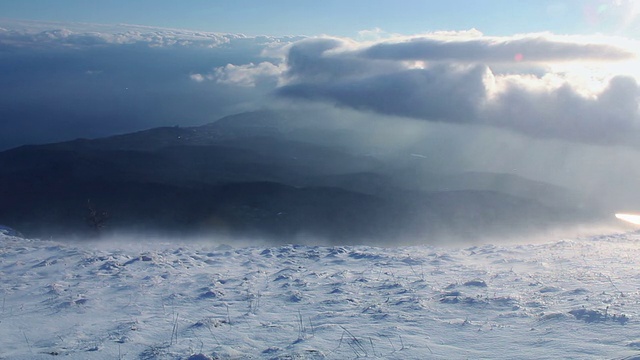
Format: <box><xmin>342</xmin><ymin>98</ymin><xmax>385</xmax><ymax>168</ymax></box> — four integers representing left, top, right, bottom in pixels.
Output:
<box><xmin>0</xmin><ymin>110</ymin><xmax>605</xmax><ymax>244</ymax></box>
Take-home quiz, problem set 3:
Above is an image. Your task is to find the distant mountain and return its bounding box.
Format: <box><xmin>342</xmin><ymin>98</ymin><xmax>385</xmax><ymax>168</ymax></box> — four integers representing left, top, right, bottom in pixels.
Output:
<box><xmin>34</xmin><ymin>110</ymin><xmax>318</xmax><ymax>152</ymax></box>
<box><xmin>386</xmin><ymin>170</ymin><xmax>589</xmax><ymax>210</ymax></box>
<box><xmin>0</xmin><ymin>110</ymin><xmax>601</xmax><ymax>243</ymax></box>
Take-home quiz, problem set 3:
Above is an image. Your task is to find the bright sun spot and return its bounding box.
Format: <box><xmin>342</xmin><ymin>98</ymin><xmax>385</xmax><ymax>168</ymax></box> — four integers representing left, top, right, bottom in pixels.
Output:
<box><xmin>615</xmin><ymin>213</ymin><xmax>640</xmax><ymax>225</ymax></box>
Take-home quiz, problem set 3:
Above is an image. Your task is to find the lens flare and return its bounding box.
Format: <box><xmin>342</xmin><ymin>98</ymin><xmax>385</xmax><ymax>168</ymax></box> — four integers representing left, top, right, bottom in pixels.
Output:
<box><xmin>615</xmin><ymin>213</ymin><xmax>640</xmax><ymax>225</ymax></box>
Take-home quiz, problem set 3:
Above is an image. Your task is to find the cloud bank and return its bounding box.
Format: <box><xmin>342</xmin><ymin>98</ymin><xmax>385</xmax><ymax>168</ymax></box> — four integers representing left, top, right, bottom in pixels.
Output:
<box><xmin>0</xmin><ymin>19</ymin><xmax>304</xmax><ymax>49</ymax></box>
<box><xmin>361</xmin><ymin>35</ymin><xmax>635</xmax><ymax>62</ymax></box>
<box><xmin>215</xmin><ymin>32</ymin><xmax>640</xmax><ymax>146</ymax></box>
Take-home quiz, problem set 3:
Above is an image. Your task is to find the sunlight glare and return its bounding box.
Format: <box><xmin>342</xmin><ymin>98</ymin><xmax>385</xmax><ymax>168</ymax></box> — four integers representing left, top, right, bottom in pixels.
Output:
<box><xmin>615</xmin><ymin>213</ymin><xmax>640</xmax><ymax>225</ymax></box>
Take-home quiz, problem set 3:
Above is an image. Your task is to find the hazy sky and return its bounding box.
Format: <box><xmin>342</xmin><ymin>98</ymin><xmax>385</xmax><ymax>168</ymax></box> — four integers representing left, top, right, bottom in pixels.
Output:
<box><xmin>2</xmin><ymin>0</ymin><xmax>638</xmax><ymax>38</ymax></box>
<box><xmin>2</xmin><ymin>1</ymin><xmax>640</xmax><ymax>206</ymax></box>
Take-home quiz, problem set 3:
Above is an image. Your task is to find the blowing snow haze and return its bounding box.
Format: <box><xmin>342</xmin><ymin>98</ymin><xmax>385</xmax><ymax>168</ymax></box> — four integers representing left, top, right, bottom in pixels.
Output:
<box><xmin>1</xmin><ymin>2</ymin><xmax>640</xmax><ymax>244</ymax></box>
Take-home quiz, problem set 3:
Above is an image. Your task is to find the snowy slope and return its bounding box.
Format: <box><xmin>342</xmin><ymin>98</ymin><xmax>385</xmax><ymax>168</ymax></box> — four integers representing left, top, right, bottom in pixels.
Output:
<box><xmin>1</xmin><ymin>232</ymin><xmax>640</xmax><ymax>359</ymax></box>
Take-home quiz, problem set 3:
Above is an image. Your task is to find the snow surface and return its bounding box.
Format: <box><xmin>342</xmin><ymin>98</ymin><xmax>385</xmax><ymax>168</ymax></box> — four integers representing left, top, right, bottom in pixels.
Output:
<box><xmin>2</xmin><ymin>232</ymin><xmax>640</xmax><ymax>359</ymax></box>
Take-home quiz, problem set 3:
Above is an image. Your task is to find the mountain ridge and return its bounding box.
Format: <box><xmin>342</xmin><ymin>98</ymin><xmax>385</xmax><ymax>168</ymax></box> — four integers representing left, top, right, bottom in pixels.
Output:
<box><xmin>0</xmin><ymin>110</ymin><xmax>602</xmax><ymax>243</ymax></box>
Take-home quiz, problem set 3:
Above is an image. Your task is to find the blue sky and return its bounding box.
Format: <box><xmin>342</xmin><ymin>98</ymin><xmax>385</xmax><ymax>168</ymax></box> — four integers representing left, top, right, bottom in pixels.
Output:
<box><xmin>0</xmin><ymin>0</ymin><xmax>637</xmax><ymax>37</ymax></box>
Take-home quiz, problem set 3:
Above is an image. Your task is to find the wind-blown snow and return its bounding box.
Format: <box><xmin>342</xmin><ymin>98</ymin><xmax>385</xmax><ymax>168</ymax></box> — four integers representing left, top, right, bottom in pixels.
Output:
<box><xmin>1</xmin><ymin>232</ymin><xmax>640</xmax><ymax>359</ymax></box>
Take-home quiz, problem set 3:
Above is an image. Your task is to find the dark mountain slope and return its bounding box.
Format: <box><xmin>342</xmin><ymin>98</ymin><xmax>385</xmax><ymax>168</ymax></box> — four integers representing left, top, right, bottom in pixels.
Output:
<box><xmin>0</xmin><ymin>110</ymin><xmax>599</xmax><ymax>243</ymax></box>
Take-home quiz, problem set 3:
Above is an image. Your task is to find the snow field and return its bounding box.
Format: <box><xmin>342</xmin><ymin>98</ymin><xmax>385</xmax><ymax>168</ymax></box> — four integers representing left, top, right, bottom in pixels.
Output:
<box><xmin>1</xmin><ymin>232</ymin><xmax>640</xmax><ymax>359</ymax></box>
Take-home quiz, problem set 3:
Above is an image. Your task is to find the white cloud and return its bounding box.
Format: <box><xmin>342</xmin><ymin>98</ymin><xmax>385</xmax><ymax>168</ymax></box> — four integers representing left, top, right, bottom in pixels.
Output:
<box><xmin>189</xmin><ymin>73</ymin><xmax>208</xmax><ymax>82</ymax></box>
<box><xmin>190</xmin><ymin>62</ymin><xmax>286</xmax><ymax>87</ymax></box>
<box><xmin>213</xmin><ymin>62</ymin><xmax>284</xmax><ymax>87</ymax></box>
<box><xmin>0</xmin><ymin>19</ymin><xmax>299</xmax><ymax>49</ymax></box>
<box><xmin>269</xmin><ymin>33</ymin><xmax>640</xmax><ymax>146</ymax></box>
<box><xmin>481</xmin><ymin>73</ymin><xmax>640</xmax><ymax>144</ymax></box>
<box><xmin>174</xmin><ymin>29</ymin><xmax>640</xmax><ymax>145</ymax></box>
<box><xmin>362</xmin><ymin>33</ymin><xmax>635</xmax><ymax>63</ymax></box>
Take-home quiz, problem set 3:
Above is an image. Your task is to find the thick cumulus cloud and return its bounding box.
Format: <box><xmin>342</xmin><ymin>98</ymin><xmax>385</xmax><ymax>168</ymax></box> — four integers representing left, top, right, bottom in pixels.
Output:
<box><xmin>283</xmin><ymin>38</ymin><xmax>405</xmax><ymax>82</ymax></box>
<box><xmin>265</xmin><ymin>34</ymin><xmax>640</xmax><ymax>146</ymax></box>
<box><xmin>484</xmin><ymin>74</ymin><xmax>640</xmax><ymax>144</ymax></box>
<box><xmin>279</xmin><ymin>64</ymin><xmax>489</xmax><ymax>123</ymax></box>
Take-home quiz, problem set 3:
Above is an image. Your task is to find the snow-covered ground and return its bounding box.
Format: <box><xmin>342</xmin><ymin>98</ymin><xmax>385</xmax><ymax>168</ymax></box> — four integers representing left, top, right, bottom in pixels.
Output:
<box><xmin>2</xmin><ymin>232</ymin><xmax>640</xmax><ymax>359</ymax></box>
